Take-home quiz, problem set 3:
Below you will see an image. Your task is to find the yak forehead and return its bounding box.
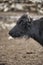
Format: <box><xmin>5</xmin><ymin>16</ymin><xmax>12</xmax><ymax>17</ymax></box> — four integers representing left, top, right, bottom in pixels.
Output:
<box><xmin>17</xmin><ymin>14</ymin><xmax>30</xmax><ymax>25</ymax></box>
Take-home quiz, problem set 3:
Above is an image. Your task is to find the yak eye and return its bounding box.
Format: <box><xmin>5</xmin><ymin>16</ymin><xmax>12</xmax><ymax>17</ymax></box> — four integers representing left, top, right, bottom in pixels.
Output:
<box><xmin>17</xmin><ymin>19</ymin><xmax>23</xmax><ymax>25</ymax></box>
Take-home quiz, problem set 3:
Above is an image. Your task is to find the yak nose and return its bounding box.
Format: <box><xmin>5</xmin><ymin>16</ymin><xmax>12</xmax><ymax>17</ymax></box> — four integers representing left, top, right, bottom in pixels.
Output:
<box><xmin>9</xmin><ymin>30</ymin><xmax>21</xmax><ymax>37</ymax></box>
<box><xmin>9</xmin><ymin>31</ymin><xmax>14</xmax><ymax>37</ymax></box>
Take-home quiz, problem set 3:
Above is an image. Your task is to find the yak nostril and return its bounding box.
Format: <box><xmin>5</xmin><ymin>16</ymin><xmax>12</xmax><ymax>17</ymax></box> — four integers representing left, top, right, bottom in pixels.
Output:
<box><xmin>9</xmin><ymin>31</ymin><xmax>12</xmax><ymax>36</ymax></box>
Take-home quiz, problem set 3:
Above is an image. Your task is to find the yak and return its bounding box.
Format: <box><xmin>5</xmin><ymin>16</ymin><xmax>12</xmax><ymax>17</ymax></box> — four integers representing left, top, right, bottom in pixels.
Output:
<box><xmin>9</xmin><ymin>14</ymin><xmax>43</xmax><ymax>46</ymax></box>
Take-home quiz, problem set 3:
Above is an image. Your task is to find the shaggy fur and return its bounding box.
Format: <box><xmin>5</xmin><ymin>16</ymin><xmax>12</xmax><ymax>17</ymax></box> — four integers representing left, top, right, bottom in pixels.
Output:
<box><xmin>9</xmin><ymin>14</ymin><xmax>43</xmax><ymax>46</ymax></box>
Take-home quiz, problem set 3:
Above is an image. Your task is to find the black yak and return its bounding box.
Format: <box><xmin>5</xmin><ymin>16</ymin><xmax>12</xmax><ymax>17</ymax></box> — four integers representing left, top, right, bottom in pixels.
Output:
<box><xmin>9</xmin><ymin>14</ymin><xmax>43</xmax><ymax>46</ymax></box>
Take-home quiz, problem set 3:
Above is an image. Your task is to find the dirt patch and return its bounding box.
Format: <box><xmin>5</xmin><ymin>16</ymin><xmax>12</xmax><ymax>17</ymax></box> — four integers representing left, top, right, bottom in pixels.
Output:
<box><xmin>0</xmin><ymin>28</ymin><xmax>43</xmax><ymax>65</ymax></box>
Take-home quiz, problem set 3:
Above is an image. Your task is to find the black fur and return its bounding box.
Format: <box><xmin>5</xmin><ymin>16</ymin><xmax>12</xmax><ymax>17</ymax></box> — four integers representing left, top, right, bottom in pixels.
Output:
<box><xmin>9</xmin><ymin>14</ymin><xmax>43</xmax><ymax>46</ymax></box>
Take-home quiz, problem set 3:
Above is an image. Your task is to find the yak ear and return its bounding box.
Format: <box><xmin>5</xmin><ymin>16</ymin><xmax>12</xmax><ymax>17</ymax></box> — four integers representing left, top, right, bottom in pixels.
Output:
<box><xmin>28</xmin><ymin>16</ymin><xmax>33</xmax><ymax>22</ymax></box>
<box><xmin>28</xmin><ymin>16</ymin><xmax>31</xmax><ymax>22</ymax></box>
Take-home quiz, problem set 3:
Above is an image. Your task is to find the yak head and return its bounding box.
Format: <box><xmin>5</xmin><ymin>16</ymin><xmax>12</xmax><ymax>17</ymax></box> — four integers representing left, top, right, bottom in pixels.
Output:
<box><xmin>9</xmin><ymin>14</ymin><xmax>33</xmax><ymax>38</ymax></box>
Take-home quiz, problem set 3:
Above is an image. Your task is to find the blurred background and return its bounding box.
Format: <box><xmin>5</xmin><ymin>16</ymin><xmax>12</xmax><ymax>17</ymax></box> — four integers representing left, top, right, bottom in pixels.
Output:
<box><xmin>0</xmin><ymin>0</ymin><xmax>43</xmax><ymax>13</ymax></box>
<box><xmin>0</xmin><ymin>0</ymin><xmax>43</xmax><ymax>29</ymax></box>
